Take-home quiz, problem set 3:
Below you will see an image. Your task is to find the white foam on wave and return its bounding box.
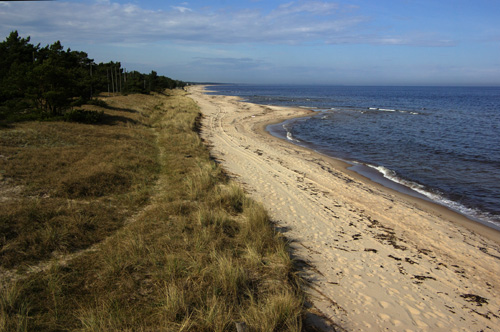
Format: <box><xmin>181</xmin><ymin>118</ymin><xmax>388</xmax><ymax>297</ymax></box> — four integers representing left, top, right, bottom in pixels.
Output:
<box><xmin>283</xmin><ymin>124</ymin><xmax>301</xmax><ymax>142</ymax></box>
<box><xmin>367</xmin><ymin>107</ymin><xmax>398</xmax><ymax>112</ymax></box>
<box><xmin>368</xmin><ymin>164</ymin><xmax>450</xmax><ymax>203</ymax></box>
<box><xmin>367</xmin><ymin>107</ymin><xmax>421</xmax><ymax>115</ymax></box>
<box><xmin>286</xmin><ymin>131</ymin><xmax>300</xmax><ymax>142</ymax></box>
<box><xmin>368</xmin><ymin>165</ymin><xmax>427</xmax><ymax>195</ymax></box>
<box><xmin>400</xmin><ymin>110</ymin><xmax>420</xmax><ymax>115</ymax></box>
<box><xmin>367</xmin><ymin>164</ymin><xmax>500</xmax><ymax>228</ymax></box>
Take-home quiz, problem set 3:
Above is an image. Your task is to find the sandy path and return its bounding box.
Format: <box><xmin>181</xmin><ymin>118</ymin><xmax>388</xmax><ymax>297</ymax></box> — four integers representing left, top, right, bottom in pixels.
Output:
<box><xmin>189</xmin><ymin>86</ymin><xmax>500</xmax><ymax>331</ymax></box>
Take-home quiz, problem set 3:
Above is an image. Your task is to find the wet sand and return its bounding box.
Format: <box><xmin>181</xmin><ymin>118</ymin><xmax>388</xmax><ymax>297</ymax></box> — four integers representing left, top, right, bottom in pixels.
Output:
<box><xmin>188</xmin><ymin>85</ymin><xmax>500</xmax><ymax>331</ymax></box>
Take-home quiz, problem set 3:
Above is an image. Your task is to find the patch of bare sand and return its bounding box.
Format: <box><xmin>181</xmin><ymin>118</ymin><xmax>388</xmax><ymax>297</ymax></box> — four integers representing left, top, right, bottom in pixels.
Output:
<box><xmin>189</xmin><ymin>85</ymin><xmax>500</xmax><ymax>332</ymax></box>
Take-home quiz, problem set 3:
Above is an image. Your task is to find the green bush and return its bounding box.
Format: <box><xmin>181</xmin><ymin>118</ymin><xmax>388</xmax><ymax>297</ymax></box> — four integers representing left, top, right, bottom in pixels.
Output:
<box><xmin>63</xmin><ymin>109</ymin><xmax>104</xmax><ymax>124</ymax></box>
<box><xmin>86</xmin><ymin>98</ymin><xmax>109</xmax><ymax>108</ymax></box>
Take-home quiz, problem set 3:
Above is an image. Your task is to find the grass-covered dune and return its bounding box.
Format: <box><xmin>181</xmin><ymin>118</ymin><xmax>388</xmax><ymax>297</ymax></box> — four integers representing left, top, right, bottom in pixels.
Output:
<box><xmin>0</xmin><ymin>90</ymin><xmax>305</xmax><ymax>331</ymax></box>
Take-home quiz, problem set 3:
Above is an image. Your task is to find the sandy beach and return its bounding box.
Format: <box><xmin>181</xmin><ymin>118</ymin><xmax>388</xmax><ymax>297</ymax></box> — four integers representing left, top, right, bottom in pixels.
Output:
<box><xmin>188</xmin><ymin>85</ymin><xmax>500</xmax><ymax>331</ymax></box>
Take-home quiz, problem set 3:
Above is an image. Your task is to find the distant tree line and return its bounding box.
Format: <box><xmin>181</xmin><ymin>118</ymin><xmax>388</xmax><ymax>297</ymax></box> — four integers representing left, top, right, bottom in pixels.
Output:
<box><xmin>0</xmin><ymin>31</ymin><xmax>186</xmax><ymax>122</ymax></box>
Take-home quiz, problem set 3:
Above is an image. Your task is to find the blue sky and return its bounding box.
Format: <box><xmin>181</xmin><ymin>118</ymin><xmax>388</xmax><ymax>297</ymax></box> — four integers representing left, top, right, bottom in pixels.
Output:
<box><xmin>0</xmin><ymin>0</ymin><xmax>499</xmax><ymax>85</ymax></box>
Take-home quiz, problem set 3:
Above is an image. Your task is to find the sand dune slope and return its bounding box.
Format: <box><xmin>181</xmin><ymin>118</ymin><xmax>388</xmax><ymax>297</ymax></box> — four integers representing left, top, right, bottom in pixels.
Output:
<box><xmin>189</xmin><ymin>86</ymin><xmax>500</xmax><ymax>332</ymax></box>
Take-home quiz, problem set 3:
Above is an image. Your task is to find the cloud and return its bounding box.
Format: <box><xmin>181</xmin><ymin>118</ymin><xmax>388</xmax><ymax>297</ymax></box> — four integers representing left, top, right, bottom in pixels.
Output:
<box><xmin>326</xmin><ymin>34</ymin><xmax>455</xmax><ymax>47</ymax></box>
<box><xmin>171</xmin><ymin>6</ymin><xmax>192</xmax><ymax>13</ymax></box>
<box><xmin>272</xmin><ymin>1</ymin><xmax>339</xmax><ymax>17</ymax></box>
<box><xmin>191</xmin><ymin>57</ymin><xmax>268</xmax><ymax>71</ymax></box>
<box><xmin>0</xmin><ymin>0</ymin><xmax>453</xmax><ymax>47</ymax></box>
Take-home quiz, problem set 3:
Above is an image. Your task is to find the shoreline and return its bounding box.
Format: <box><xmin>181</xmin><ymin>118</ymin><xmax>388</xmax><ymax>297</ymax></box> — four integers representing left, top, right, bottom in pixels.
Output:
<box><xmin>258</xmin><ymin>114</ymin><xmax>500</xmax><ymax>245</ymax></box>
<box><xmin>208</xmin><ymin>87</ymin><xmax>500</xmax><ymax>235</ymax></box>
<box><xmin>189</xmin><ymin>85</ymin><xmax>500</xmax><ymax>331</ymax></box>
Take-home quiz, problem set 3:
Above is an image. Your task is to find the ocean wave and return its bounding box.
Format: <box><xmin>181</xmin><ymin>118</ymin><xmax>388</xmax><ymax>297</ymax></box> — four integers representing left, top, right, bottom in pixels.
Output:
<box><xmin>367</xmin><ymin>107</ymin><xmax>396</xmax><ymax>112</ymax></box>
<box><xmin>400</xmin><ymin>110</ymin><xmax>420</xmax><ymax>115</ymax></box>
<box><xmin>366</xmin><ymin>164</ymin><xmax>500</xmax><ymax>227</ymax></box>
<box><xmin>367</xmin><ymin>107</ymin><xmax>421</xmax><ymax>115</ymax></box>
<box><xmin>283</xmin><ymin>124</ymin><xmax>301</xmax><ymax>142</ymax></box>
<box><xmin>286</xmin><ymin>131</ymin><xmax>300</xmax><ymax>142</ymax></box>
<box><xmin>368</xmin><ymin>165</ymin><xmax>428</xmax><ymax>194</ymax></box>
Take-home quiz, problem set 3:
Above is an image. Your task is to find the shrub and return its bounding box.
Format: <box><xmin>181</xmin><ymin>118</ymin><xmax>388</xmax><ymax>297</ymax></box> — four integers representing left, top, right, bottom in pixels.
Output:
<box><xmin>58</xmin><ymin>171</ymin><xmax>131</xmax><ymax>198</ymax></box>
<box><xmin>64</xmin><ymin>109</ymin><xmax>104</xmax><ymax>124</ymax></box>
<box><xmin>86</xmin><ymin>99</ymin><xmax>109</xmax><ymax>108</ymax></box>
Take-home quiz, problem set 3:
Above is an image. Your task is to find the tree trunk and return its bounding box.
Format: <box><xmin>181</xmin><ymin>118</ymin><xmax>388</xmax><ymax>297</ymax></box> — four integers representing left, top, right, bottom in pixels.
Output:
<box><xmin>111</xmin><ymin>66</ymin><xmax>115</xmax><ymax>94</ymax></box>
<box><xmin>107</xmin><ymin>68</ymin><xmax>110</xmax><ymax>96</ymax></box>
<box><xmin>114</xmin><ymin>66</ymin><xmax>118</xmax><ymax>93</ymax></box>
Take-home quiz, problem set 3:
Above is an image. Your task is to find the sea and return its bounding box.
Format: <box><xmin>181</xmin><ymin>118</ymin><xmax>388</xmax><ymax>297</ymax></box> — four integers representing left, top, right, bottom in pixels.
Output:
<box><xmin>207</xmin><ymin>85</ymin><xmax>500</xmax><ymax>231</ymax></box>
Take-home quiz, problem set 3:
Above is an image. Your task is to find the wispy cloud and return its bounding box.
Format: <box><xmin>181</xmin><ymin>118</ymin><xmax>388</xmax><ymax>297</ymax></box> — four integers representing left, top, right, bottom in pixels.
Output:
<box><xmin>0</xmin><ymin>0</ymin><xmax>453</xmax><ymax>47</ymax></box>
<box><xmin>171</xmin><ymin>6</ymin><xmax>192</xmax><ymax>13</ymax></box>
<box><xmin>326</xmin><ymin>33</ymin><xmax>456</xmax><ymax>47</ymax></box>
<box><xmin>272</xmin><ymin>1</ymin><xmax>339</xmax><ymax>16</ymax></box>
<box><xmin>191</xmin><ymin>57</ymin><xmax>268</xmax><ymax>71</ymax></box>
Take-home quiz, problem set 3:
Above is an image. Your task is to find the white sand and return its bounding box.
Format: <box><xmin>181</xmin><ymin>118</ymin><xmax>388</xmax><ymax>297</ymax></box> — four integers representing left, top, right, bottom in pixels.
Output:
<box><xmin>189</xmin><ymin>85</ymin><xmax>500</xmax><ymax>332</ymax></box>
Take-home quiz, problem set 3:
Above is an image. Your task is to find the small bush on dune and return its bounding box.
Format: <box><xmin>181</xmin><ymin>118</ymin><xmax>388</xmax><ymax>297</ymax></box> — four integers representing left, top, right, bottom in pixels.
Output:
<box><xmin>85</xmin><ymin>98</ymin><xmax>109</xmax><ymax>108</ymax></box>
<box><xmin>214</xmin><ymin>182</ymin><xmax>246</xmax><ymax>214</ymax></box>
<box><xmin>58</xmin><ymin>170</ymin><xmax>131</xmax><ymax>198</ymax></box>
<box><xmin>63</xmin><ymin>109</ymin><xmax>104</xmax><ymax>124</ymax></box>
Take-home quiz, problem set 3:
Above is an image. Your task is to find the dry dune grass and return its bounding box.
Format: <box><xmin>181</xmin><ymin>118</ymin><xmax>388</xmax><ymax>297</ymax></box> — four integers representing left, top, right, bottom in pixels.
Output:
<box><xmin>0</xmin><ymin>90</ymin><xmax>305</xmax><ymax>331</ymax></box>
<box><xmin>0</xmin><ymin>96</ymin><xmax>159</xmax><ymax>268</ymax></box>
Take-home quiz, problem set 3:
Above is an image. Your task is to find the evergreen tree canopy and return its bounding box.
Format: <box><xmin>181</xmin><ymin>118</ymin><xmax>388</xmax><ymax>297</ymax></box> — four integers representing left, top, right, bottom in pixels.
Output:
<box><xmin>0</xmin><ymin>31</ymin><xmax>186</xmax><ymax>122</ymax></box>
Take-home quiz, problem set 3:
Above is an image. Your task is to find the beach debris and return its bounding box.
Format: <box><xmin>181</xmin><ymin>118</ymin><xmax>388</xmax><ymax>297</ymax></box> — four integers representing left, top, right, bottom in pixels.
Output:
<box><xmin>417</xmin><ymin>248</ymin><xmax>433</xmax><ymax>256</ymax></box>
<box><xmin>413</xmin><ymin>275</ymin><xmax>436</xmax><ymax>280</ymax></box>
<box><xmin>405</xmin><ymin>257</ymin><xmax>418</xmax><ymax>264</ymax></box>
<box><xmin>374</xmin><ymin>232</ymin><xmax>408</xmax><ymax>251</ymax></box>
<box><xmin>413</xmin><ymin>275</ymin><xmax>436</xmax><ymax>282</ymax></box>
<box><xmin>460</xmin><ymin>294</ymin><xmax>489</xmax><ymax>306</ymax></box>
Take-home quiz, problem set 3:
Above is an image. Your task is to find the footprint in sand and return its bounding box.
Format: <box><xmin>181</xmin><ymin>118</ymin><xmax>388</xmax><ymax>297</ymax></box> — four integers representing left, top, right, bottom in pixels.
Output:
<box><xmin>406</xmin><ymin>305</ymin><xmax>421</xmax><ymax>316</ymax></box>
<box><xmin>414</xmin><ymin>319</ymin><xmax>428</xmax><ymax>328</ymax></box>
<box><xmin>435</xmin><ymin>321</ymin><xmax>447</xmax><ymax>328</ymax></box>
<box><xmin>415</xmin><ymin>302</ymin><xmax>426</xmax><ymax>311</ymax></box>
<box><xmin>423</xmin><ymin>312</ymin><xmax>436</xmax><ymax>319</ymax></box>
<box><xmin>404</xmin><ymin>294</ymin><xmax>416</xmax><ymax>302</ymax></box>
<box><xmin>433</xmin><ymin>310</ymin><xmax>447</xmax><ymax>319</ymax></box>
<box><xmin>378</xmin><ymin>313</ymin><xmax>391</xmax><ymax>321</ymax></box>
<box><xmin>379</xmin><ymin>301</ymin><xmax>390</xmax><ymax>308</ymax></box>
<box><xmin>386</xmin><ymin>287</ymin><xmax>400</xmax><ymax>296</ymax></box>
<box><xmin>361</xmin><ymin>294</ymin><xmax>372</xmax><ymax>303</ymax></box>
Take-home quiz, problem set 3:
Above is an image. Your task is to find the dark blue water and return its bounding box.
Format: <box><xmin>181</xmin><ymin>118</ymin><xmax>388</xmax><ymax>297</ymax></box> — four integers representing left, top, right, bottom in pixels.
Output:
<box><xmin>207</xmin><ymin>85</ymin><xmax>500</xmax><ymax>229</ymax></box>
